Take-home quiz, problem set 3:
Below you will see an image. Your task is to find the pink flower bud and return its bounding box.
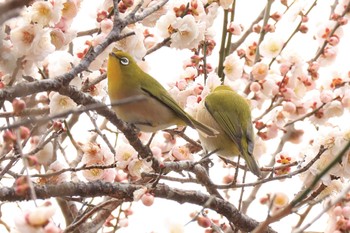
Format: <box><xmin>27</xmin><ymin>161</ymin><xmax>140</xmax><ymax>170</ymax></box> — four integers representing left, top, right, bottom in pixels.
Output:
<box><xmin>122</xmin><ymin>0</ymin><xmax>134</xmax><ymax>7</ymax></box>
<box><xmin>299</xmin><ymin>24</ymin><xmax>308</xmax><ymax>33</ymax></box>
<box><xmin>250</xmin><ymin>82</ymin><xmax>261</xmax><ymax>93</ymax></box>
<box><xmin>282</xmin><ymin>101</ymin><xmax>296</xmax><ymax>114</ymax></box>
<box><xmin>222</xmin><ymin>174</ymin><xmax>234</xmax><ymax>184</ymax></box>
<box><xmin>338</xmin><ymin>17</ymin><xmax>348</xmax><ymax>25</ymax></box>
<box><xmin>253</xmin><ymin>24</ymin><xmax>261</xmax><ymax>33</ymax></box>
<box><xmin>227</xmin><ymin>22</ymin><xmax>242</xmax><ymax>35</ymax></box>
<box><xmin>270</xmin><ymin>12</ymin><xmax>282</xmax><ymax>21</ymax></box>
<box><xmin>118</xmin><ymin>1</ymin><xmax>127</xmax><ymax>13</ymax></box>
<box><xmin>3</xmin><ymin>130</ymin><xmax>16</xmax><ymax>144</ymax></box>
<box><xmin>141</xmin><ymin>193</ymin><xmax>154</xmax><ymax>206</ymax></box>
<box><xmin>328</xmin><ymin>35</ymin><xmax>339</xmax><ymax>46</ymax></box>
<box><xmin>197</xmin><ymin>216</ymin><xmax>211</xmax><ymax>228</ymax></box>
<box><xmin>96</xmin><ymin>10</ymin><xmax>107</xmax><ymax>23</ymax></box>
<box><xmin>323</xmin><ymin>46</ymin><xmax>337</xmax><ymax>58</ymax></box>
<box><xmin>53</xmin><ymin>121</ymin><xmax>64</xmax><ymax>132</ymax></box>
<box><xmin>12</xmin><ymin>98</ymin><xmax>26</xmax><ymax>115</ymax></box>
<box><xmin>19</xmin><ymin>126</ymin><xmax>30</xmax><ymax>140</ymax></box>
<box><xmin>264</xmin><ymin>24</ymin><xmax>275</xmax><ymax>33</ymax></box>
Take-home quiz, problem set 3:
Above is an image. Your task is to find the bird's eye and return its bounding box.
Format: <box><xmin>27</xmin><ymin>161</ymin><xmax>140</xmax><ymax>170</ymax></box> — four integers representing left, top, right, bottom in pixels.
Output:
<box><xmin>120</xmin><ymin>57</ymin><xmax>129</xmax><ymax>66</ymax></box>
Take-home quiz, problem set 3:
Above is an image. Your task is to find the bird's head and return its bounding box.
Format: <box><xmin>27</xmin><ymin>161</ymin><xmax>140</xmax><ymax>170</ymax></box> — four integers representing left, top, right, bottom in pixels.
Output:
<box><xmin>108</xmin><ymin>49</ymin><xmax>137</xmax><ymax>72</ymax></box>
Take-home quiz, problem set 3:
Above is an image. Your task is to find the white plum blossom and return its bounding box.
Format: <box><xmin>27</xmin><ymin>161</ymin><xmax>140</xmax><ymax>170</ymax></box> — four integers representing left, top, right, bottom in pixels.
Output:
<box><xmin>81</xmin><ymin>143</ymin><xmax>116</xmax><ymax>182</ymax></box>
<box><xmin>200</xmin><ymin>72</ymin><xmax>222</xmax><ymax>97</ymax></box>
<box><xmin>10</xmin><ymin>23</ymin><xmax>55</xmax><ymax>61</ymax></box>
<box><xmin>133</xmin><ymin>187</ymin><xmax>147</xmax><ymax>201</ymax></box>
<box><xmin>259</xmin><ymin>35</ymin><xmax>284</xmax><ymax>58</ymax></box>
<box><xmin>25</xmin><ymin>0</ymin><xmax>63</xmax><ymax>26</ymax></box>
<box><xmin>169</xmin><ymin>146</ymin><xmax>193</xmax><ymax>161</ymax></box>
<box><xmin>34</xmin><ymin>142</ymin><xmax>54</xmax><ymax>166</ymax></box>
<box><xmin>128</xmin><ymin>158</ymin><xmax>152</xmax><ymax>179</ymax></box>
<box><xmin>156</xmin><ymin>12</ymin><xmax>177</xmax><ymax>38</ymax></box>
<box><xmin>251</xmin><ymin>62</ymin><xmax>269</xmax><ymax>80</ymax></box>
<box><xmin>171</xmin><ymin>15</ymin><xmax>205</xmax><ymax>49</ymax></box>
<box><xmin>46</xmin><ymin>51</ymin><xmax>81</xmax><ymax>87</ymax></box>
<box><xmin>157</xmin><ymin>13</ymin><xmax>205</xmax><ymax>49</ymax></box>
<box><xmin>49</xmin><ymin>92</ymin><xmax>77</xmax><ymax>116</ymax></box>
<box><xmin>223</xmin><ymin>53</ymin><xmax>244</xmax><ymax>80</ymax></box>
<box><xmin>115</xmin><ymin>142</ymin><xmax>138</xmax><ymax>169</ymax></box>
<box><xmin>14</xmin><ymin>203</ymin><xmax>58</xmax><ymax>233</ymax></box>
<box><xmin>115</xmin><ymin>23</ymin><xmax>147</xmax><ymax>60</ymax></box>
<box><xmin>202</xmin><ymin>2</ymin><xmax>219</xmax><ymax>28</ymax></box>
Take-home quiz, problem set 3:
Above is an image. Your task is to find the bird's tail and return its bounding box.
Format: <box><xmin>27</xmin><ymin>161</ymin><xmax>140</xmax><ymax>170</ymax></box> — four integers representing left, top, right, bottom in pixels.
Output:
<box><xmin>244</xmin><ymin>152</ymin><xmax>262</xmax><ymax>178</ymax></box>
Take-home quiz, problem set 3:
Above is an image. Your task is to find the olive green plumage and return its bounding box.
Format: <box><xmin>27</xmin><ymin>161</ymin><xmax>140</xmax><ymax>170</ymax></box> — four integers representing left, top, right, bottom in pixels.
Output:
<box><xmin>196</xmin><ymin>85</ymin><xmax>261</xmax><ymax>177</ymax></box>
<box><xmin>107</xmin><ymin>49</ymin><xmax>217</xmax><ymax>136</ymax></box>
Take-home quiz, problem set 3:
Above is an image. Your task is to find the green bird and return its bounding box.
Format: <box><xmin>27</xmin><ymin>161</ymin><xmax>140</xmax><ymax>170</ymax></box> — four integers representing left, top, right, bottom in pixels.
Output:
<box><xmin>196</xmin><ymin>85</ymin><xmax>261</xmax><ymax>177</ymax></box>
<box><xmin>107</xmin><ymin>49</ymin><xmax>217</xmax><ymax>136</ymax></box>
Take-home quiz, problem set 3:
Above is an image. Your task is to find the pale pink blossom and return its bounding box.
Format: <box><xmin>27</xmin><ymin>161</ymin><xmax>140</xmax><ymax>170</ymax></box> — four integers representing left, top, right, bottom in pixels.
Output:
<box><xmin>170</xmin><ymin>15</ymin><xmax>205</xmax><ymax>49</ymax></box>
<box><xmin>50</xmin><ymin>29</ymin><xmax>66</xmax><ymax>49</ymax></box>
<box><xmin>61</xmin><ymin>0</ymin><xmax>80</xmax><ymax>20</ymax></box>
<box><xmin>115</xmin><ymin>142</ymin><xmax>138</xmax><ymax>169</ymax></box>
<box><xmin>259</xmin><ymin>35</ymin><xmax>284</xmax><ymax>58</ymax></box>
<box><xmin>26</xmin><ymin>204</ymin><xmax>56</xmax><ymax>227</ymax></box>
<box><xmin>49</xmin><ymin>92</ymin><xmax>77</xmax><ymax>115</ymax></box>
<box><xmin>46</xmin><ymin>161</ymin><xmax>69</xmax><ymax>184</ymax></box>
<box><xmin>282</xmin><ymin>101</ymin><xmax>296</xmax><ymax>114</ymax></box>
<box><xmin>170</xmin><ymin>146</ymin><xmax>193</xmax><ymax>161</ymax></box>
<box><xmin>34</xmin><ymin>142</ymin><xmax>54</xmax><ymax>166</ymax></box>
<box><xmin>128</xmin><ymin>158</ymin><xmax>152</xmax><ymax>179</ymax></box>
<box><xmin>133</xmin><ymin>187</ymin><xmax>147</xmax><ymax>201</ymax></box>
<box><xmin>260</xmin><ymin>77</ymin><xmax>279</xmax><ymax>97</ymax></box>
<box><xmin>324</xmin><ymin>100</ymin><xmax>344</xmax><ymax>118</ymax></box>
<box><xmin>320</xmin><ymin>90</ymin><xmax>334</xmax><ymax>104</ymax></box>
<box><xmin>81</xmin><ymin>143</ymin><xmax>115</xmax><ymax>182</ymax></box>
<box><xmin>10</xmin><ymin>24</ymin><xmax>55</xmax><ymax>61</ymax></box>
<box><xmin>25</xmin><ymin>0</ymin><xmax>63</xmax><ymax>26</ymax></box>
<box><xmin>46</xmin><ymin>51</ymin><xmax>80</xmax><ymax>87</ymax></box>
<box><xmin>156</xmin><ymin>12</ymin><xmax>177</xmax><ymax>38</ymax></box>
<box><xmin>115</xmin><ymin>23</ymin><xmax>146</xmax><ymax>60</ymax></box>
<box><xmin>223</xmin><ymin>53</ymin><xmax>243</xmax><ymax>80</ymax></box>
<box><xmin>202</xmin><ymin>2</ymin><xmax>219</xmax><ymax>28</ymax></box>
<box><xmin>14</xmin><ymin>203</ymin><xmax>57</xmax><ymax>233</ymax></box>
<box><xmin>251</xmin><ymin>62</ymin><xmax>269</xmax><ymax>80</ymax></box>
<box><xmin>227</xmin><ymin>22</ymin><xmax>242</xmax><ymax>35</ymax></box>
<box><xmin>250</xmin><ymin>82</ymin><xmax>261</xmax><ymax>93</ymax></box>
<box><xmin>180</xmin><ymin>66</ymin><xmax>198</xmax><ymax>82</ymax></box>
<box><xmin>315</xmin><ymin>21</ymin><xmax>343</xmax><ymax>43</ymax></box>
<box><xmin>100</xmin><ymin>18</ymin><xmax>113</xmax><ymax>34</ymax></box>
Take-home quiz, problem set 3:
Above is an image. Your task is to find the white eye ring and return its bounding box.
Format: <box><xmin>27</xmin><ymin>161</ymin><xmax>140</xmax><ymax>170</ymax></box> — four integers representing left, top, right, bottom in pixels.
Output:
<box><xmin>120</xmin><ymin>57</ymin><xmax>129</xmax><ymax>65</ymax></box>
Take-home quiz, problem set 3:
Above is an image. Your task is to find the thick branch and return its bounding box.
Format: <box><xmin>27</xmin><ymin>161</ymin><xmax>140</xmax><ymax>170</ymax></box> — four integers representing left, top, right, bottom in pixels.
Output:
<box><xmin>0</xmin><ymin>181</ymin><xmax>276</xmax><ymax>233</ymax></box>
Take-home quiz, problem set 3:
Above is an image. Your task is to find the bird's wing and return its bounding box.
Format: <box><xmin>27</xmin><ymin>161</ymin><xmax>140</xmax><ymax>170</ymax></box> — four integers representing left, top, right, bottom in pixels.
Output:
<box><xmin>246</xmin><ymin>120</ymin><xmax>254</xmax><ymax>155</ymax></box>
<box><xmin>140</xmin><ymin>74</ymin><xmax>195</xmax><ymax>127</ymax></box>
<box><xmin>204</xmin><ymin>96</ymin><xmax>244</xmax><ymax>152</ymax></box>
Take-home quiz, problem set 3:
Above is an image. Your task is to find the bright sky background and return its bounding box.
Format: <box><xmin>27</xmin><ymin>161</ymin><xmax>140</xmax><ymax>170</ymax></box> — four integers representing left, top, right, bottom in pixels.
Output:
<box><xmin>2</xmin><ymin>0</ymin><xmax>350</xmax><ymax>232</ymax></box>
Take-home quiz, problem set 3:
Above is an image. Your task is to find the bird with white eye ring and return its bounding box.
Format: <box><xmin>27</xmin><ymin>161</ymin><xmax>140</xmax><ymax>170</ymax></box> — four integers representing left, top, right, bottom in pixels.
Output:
<box><xmin>107</xmin><ymin>49</ymin><xmax>218</xmax><ymax>136</ymax></box>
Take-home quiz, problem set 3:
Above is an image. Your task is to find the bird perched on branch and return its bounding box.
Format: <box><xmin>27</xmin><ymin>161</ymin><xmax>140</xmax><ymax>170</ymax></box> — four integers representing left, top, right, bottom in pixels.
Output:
<box><xmin>195</xmin><ymin>85</ymin><xmax>261</xmax><ymax>178</ymax></box>
<box><xmin>107</xmin><ymin>49</ymin><xmax>217</xmax><ymax>136</ymax></box>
